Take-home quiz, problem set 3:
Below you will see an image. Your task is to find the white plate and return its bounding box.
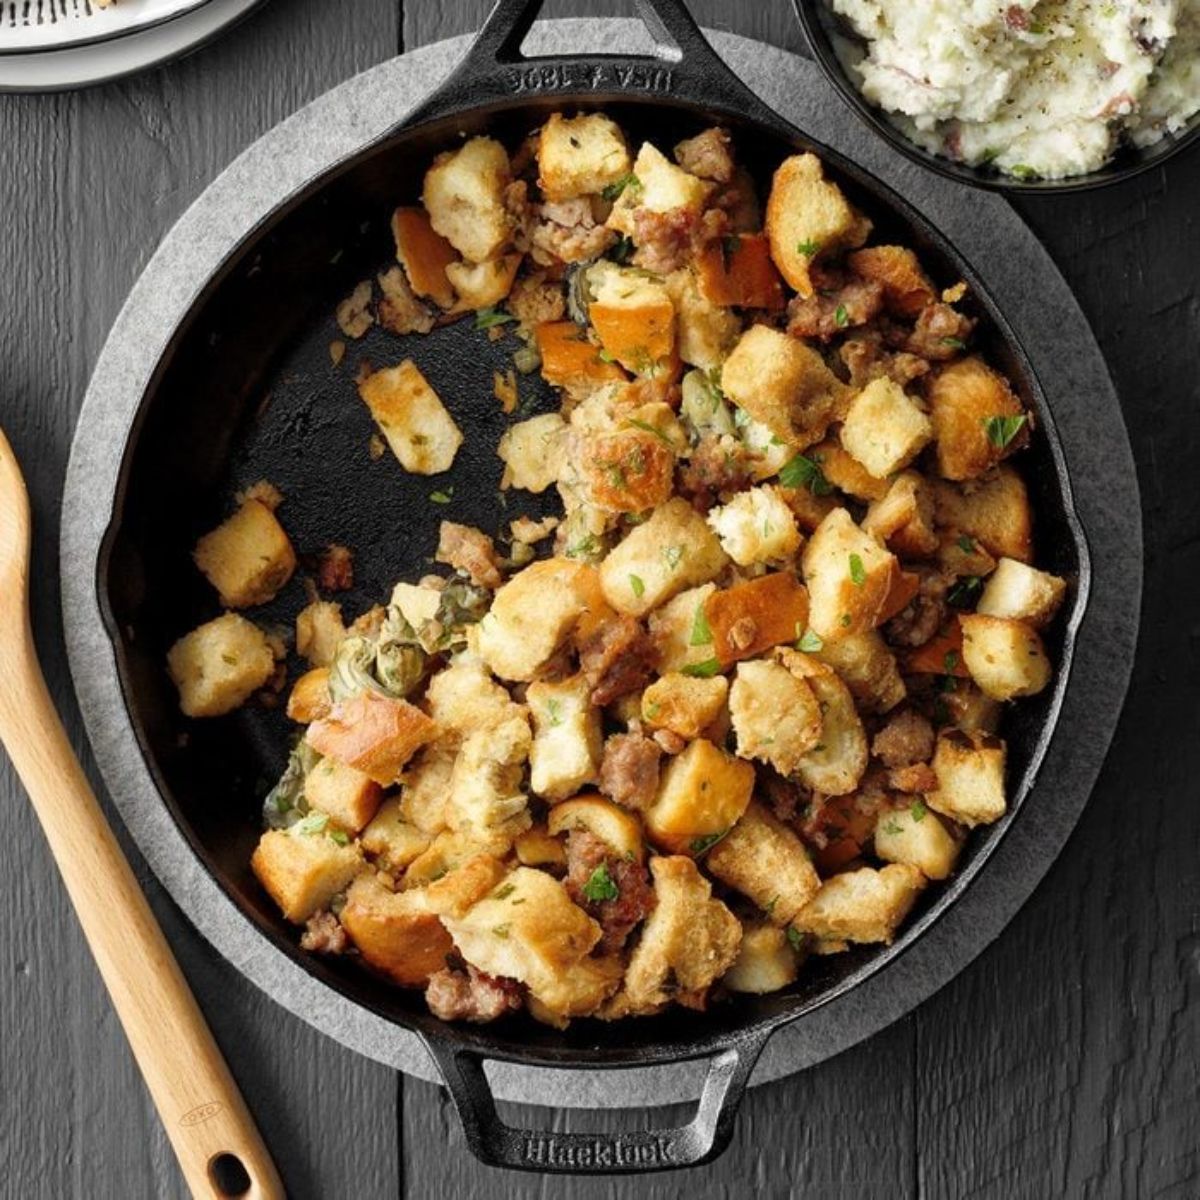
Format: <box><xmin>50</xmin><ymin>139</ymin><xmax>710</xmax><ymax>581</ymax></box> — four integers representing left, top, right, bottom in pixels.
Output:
<box><xmin>0</xmin><ymin>0</ymin><xmax>263</xmax><ymax>89</ymax></box>
<box><xmin>0</xmin><ymin>0</ymin><xmax>210</xmax><ymax>55</ymax></box>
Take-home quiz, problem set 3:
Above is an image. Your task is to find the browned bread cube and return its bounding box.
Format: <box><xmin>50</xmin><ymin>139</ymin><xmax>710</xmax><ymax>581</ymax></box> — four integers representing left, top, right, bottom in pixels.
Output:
<box><xmin>304</xmin><ymin>757</ymin><xmax>384</xmax><ymax>834</ymax></box>
<box><xmin>167</xmin><ymin>613</ymin><xmax>276</xmax><ymax>718</ymax></box>
<box><xmin>306</xmin><ymin>691</ymin><xmax>437</xmax><ymax>786</ymax></box>
<box><xmin>928</xmin><ymin>356</ymin><xmax>1027</xmax><ymax>481</ymax></box>
<box><xmin>251</xmin><ymin>825</ymin><xmax>364</xmax><ymax>924</ymax></box>
<box><xmin>644</xmin><ymin>738</ymin><xmax>755</xmax><ymax>854</ymax></box>
<box><xmin>339</xmin><ymin>873</ymin><xmax>453</xmax><ymax>987</ymax></box>
<box><xmin>193</xmin><ymin>498</ymin><xmax>296</xmax><ymax>609</ymax></box>
<box><xmin>926</xmin><ymin>730</ymin><xmax>1007</xmax><ymax>827</ymax></box>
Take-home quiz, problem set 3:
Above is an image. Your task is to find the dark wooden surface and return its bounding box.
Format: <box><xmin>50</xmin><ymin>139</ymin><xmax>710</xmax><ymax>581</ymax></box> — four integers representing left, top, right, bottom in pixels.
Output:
<box><xmin>0</xmin><ymin>1</ymin><xmax>1195</xmax><ymax>1196</ymax></box>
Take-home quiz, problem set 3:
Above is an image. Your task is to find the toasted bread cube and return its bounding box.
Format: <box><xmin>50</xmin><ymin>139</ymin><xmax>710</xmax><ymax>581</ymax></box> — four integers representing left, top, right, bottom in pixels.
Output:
<box><xmin>535</xmin><ymin>321</ymin><xmax>627</xmax><ymax>398</ymax></box>
<box><xmin>847</xmin><ymin>245</ymin><xmax>936</xmax><ymax>318</ymax></box>
<box><xmin>780</xmin><ymin>480</ymin><xmax>839</xmax><ymax>533</ymax></box>
<box><xmin>359</xmin><ymin>795</ymin><xmax>432</xmax><ymax>873</ymax></box>
<box><xmin>359</xmin><ymin>360</ymin><xmax>463</xmax><ymax>475</ymax></box>
<box><xmin>874</xmin><ymin>801</ymin><xmax>960</xmax><ymax>881</ymax></box>
<box><xmin>977</xmin><ymin>558</ymin><xmax>1067</xmax><ymax>628</ymax></box>
<box><xmin>704</xmin><ymin>571</ymin><xmax>811</xmax><ymax>668</ymax></box>
<box><xmin>696</xmin><ymin>232</ymin><xmax>786</xmax><ymax>310</ymax></box>
<box><xmin>644</xmin><ymin>738</ymin><xmax>755</xmax><ymax>854</ymax></box>
<box><xmin>648</xmin><ymin>583</ymin><xmax>718</xmax><ymax>674</ymax></box>
<box><xmin>423</xmin><ymin>656</ymin><xmax>523</xmax><ymax>741</ymax></box>
<box><xmin>446</xmin><ymin>253</ymin><xmax>523</xmax><ymax>312</ymax></box>
<box><xmin>407</xmin><ymin>833</ymin><xmax>511</xmax><ymax>893</ymax></box>
<box><xmin>840</xmin><ymin>377</ymin><xmax>933</xmax><ymax>479</ymax></box>
<box><xmin>765</xmin><ymin>153</ymin><xmax>871</xmax><ymax>298</ymax></box>
<box><xmin>809</xmin><ymin>438</ymin><xmax>889</xmax><ymax>501</ymax></box>
<box><xmin>722</xmin><ymin>923</ymin><xmax>800</xmax><ymax>994</ymax></box>
<box><xmin>445</xmin><ymin>714</ymin><xmax>532</xmax><ymax>833</ymax></box>
<box><xmin>607</xmin><ymin>142</ymin><xmax>713</xmax><ymax>237</ymax></box>
<box><xmin>398</xmin><ymin>745</ymin><xmax>455</xmax><ymax>836</ymax></box>
<box><xmin>926</xmin><ymin>730</ymin><xmax>1007</xmax><ymax>827</ymax></box>
<box><xmin>304</xmin><ymin>757</ymin><xmax>383</xmax><ymax>834</ymax></box>
<box><xmin>422</xmin><ymin>135</ymin><xmax>511</xmax><ymax>263</ymax></box>
<box><xmin>193</xmin><ymin>498</ymin><xmax>296</xmax><ymax>609</ymax></box>
<box><xmin>607</xmin><ymin>856</ymin><xmax>741</xmax><ymax>1017</ymax></box>
<box><xmin>497</xmin><ymin>412</ymin><xmax>567</xmax><ymax>494</ymax></box>
<box><xmin>599</xmin><ymin>497</ymin><xmax>728</xmax><ymax>618</ymax></box>
<box><xmin>707</xmin><ymin>801</ymin><xmax>820</xmax><ymax>924</ymax></box>
<box><xmin>960</xmin><ymin>613</ymin><xmax>1052</xmax><ymax>700</ymax></box>
<box><xmin>295</xmin><ymin>600</ymin><xmax>345</xmax><ymax>669</ymax></box>
<box><xmin>781</xmin><ymin>650</ymin><xmax>869</xmax><ymax>796</ymax></box>
<box><xmin>580</xmin><ymin>429</ymin><xmax>676</xmax><ymax>514</ymax></box>
<box><xmin>802</xmin><ymin>508</ymin><xmax>898</xmax><ymax>640</ymax></box>
<box><xmin>441</xmin><ymin>867</ymin><xmax>611</xmax><ymax>1016</ymax></box>
<box><xmin>933</xmin><ymin>467</ymin><xmax>1032</xmax><ymax>563</ymax></box>
<box><xmin>641</xmin><ymin>673</ymin><xmax>729</xmax><ymax>741</ymax></box>
<box><xmin>339</xmin><ymin>873</ymin><xmax>452</xmax><ymax>987</ymax></box>
<box><xmin>475</xmin><ymin>558</ymin><xmax>604</xmax><ymax>681</ymax></box>
<box><xmin>929</xmin><ymin>357</ymin><xmax>1027</xmax><ymax>481</ymax></box>
<box><xmin>721</xmin><ymin>325</ymin><xmax>846</xmax><ymax>450</ymax></box>
<box><xmin>813</xmin><ymin>630</ymin><xmax>905</xmax><ymax>714</ymax></box>
<box><xmin>515</xmin><ymin>826</ymin><xmax>569</xmax><ymax>868</ymax></box>
<box><xmin>937</xmin><ymin>530</ymin><xmax>997</xmax><ymax>582</ymax></box>
<box><xmin>307</xmin><ymin>691</ymin><xmax>437</xmax><ymax>786</ymax></box>
<box><xmin>587</xmin><ymin>261</ymin><xmax>676</xmax><ymax>374</ymax></box>
<box><xmin>251</xmin><ymin>825</ymin><xmax>363</xmax><ymax>924</ymax></box>
<box><xmin>287</xmin><ymin>667</ymin><xmax>332</xmax><ymax>724</ymax></box>
<box><xmin>706</xmin><ymin>484</ymin><xmax>801</xmax><ymax>567</ymax></box>
<box><xmin>537</xmin><ymin>112</ymin><xmax>632</xmax><ymax>200</ymax></box>
<box><xmin>167</xmin><ymin>613</ymin><xmax>276</xmax><ymax>718</ymax></box>
<box><xmin>528</xmin><ymin>675</ymin><xmax>602</xmax><ymax>801</ymax></box>
<box><xmin>728</xmin><ymin>659</ymin><xmax>821</xmax><ymax>775</ymax></box>
<box><xmin>940</xmin><ymin>680</ymin><xmax>1003</xmax><ymax>736</ymax></box>
<box><xmin>863</xmin><ymin>471</ymin><xmax>939</xmax><ymax>558</ymax></box>
<box><xmin>793</xmin><ymin>863</ymin><xmax>925</xmax><ymax>944</ymax></box>
<box><xmin>665</xmin><ymin>269</ymin><xmax>743</xmax><ymax>371</ymax></box>
<box><xmin>547</xmin><ymin>794</ymin><xmax>645</xmax><ymax>862</ymax></box>
<box><xmin>526</xmin><ymin>955</ymin><xmax>627</xmax><ymax>1026</ymax></box>
<box><xmin>391</xmin><ymin>206</ymin><xmax>458</xmax><ymax>309</ymax></box>
<box><xmin>880</xmin><ymin>569</ymin><xmax>921</xmax><ymax>624</ymax></box>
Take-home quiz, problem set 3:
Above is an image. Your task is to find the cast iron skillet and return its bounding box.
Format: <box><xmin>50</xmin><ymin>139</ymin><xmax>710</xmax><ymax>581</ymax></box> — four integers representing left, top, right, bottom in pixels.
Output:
<box><xmin>793</xmin><ymin>0</ymin><xmax>1200</xmax><ymax>193</ymax></box>
<box><xmin>97</xmin><ymin>0</ymin><xmax>1090</xmax><ymax>1174</ymax></box>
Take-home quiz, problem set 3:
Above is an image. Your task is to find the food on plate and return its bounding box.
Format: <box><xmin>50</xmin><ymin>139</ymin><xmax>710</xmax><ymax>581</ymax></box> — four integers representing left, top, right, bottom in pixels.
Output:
<box><xmin>165</xmin><ymin>112</ymin><xmax>1069</xmax><ymax>1027</ymax></box>
<box><xmin>822</xmin><ymin>0</ymin><xmax>1200</xmax><ymax>179</ymax></box>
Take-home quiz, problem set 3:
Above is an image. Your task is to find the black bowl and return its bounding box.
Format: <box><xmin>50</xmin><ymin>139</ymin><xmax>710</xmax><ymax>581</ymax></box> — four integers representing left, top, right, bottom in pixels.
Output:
<box><xmin>794</xmin><ymin>0</ymin><xmax>1200</xmax><ymax>193</ymax></box>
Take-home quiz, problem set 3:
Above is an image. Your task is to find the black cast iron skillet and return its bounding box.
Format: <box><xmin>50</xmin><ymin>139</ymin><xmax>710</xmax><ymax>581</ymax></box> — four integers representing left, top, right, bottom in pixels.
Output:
<box><xmin>98</xmin><ymin>0</ymin><xmax>1090</xmax><ymax>1174</ymax></box>
<box><xmin>793</xmin><ymin>0</ymin><xmax>1200</xmax><ymax>193</ymax></box>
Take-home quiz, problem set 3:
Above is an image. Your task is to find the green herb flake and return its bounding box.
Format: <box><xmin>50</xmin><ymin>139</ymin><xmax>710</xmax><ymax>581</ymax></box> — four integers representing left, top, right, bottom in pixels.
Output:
<box><xmin>611</xmin><ymin>234</ymin><xmax>635</xmax><ymax>264</ymax></box>
<box><xmin>566</xmin><ymin>534</ymin><xmax>600</xmax><ymax>560</ymax></box>
<box><xmin>957</xmin><ymin>534</ymin><xmax>976</xmax><ymax>553</ymax></box>
<box><xmin>492</xmin><ymin>924</ymin><xmax>511</xmax><ymax>939</ymax></box>
<box><xmin>796</xmin><ymin>628</ymin><xmax>824</xmax><ymax>654</ymax></box>
<box><xmin>764</xmin><ymin>895</ymin><xmax>780</xmax><ymax>915</ymax></box>
<box><xmin>582</xmin><ymin>863</ymin><xmax>620</xmax><ymax>903</ymax></box>
<box><xmin>690</xmin><ymin>829</ymin><xmax>729</xmax><ymax>855</ymax></box>
<box><xmin>662</xmin><ymin>544</ymin><xmax>685</xmax><ymax>572</ymax></box>
<box><xmin>221</xmin><ymin>653</ymin><xmax>238</xmax><ymax>666</ymax></box>
<box><xmin>625</xmin><ymin>417</ymin><xmax>674</xmax><ymax>446</ymax></box>
<box><xmin>943</xmin><ymin>650</ymin><xmax>960</xmax><ymax>673</ymax></box>
<box><xmin>786</xmin><ymin>926</ymin><xmax>805</xmax><ymax>952</ymax></box>
<box><xmin>597</xmin><ymin>348</ymin><xmax>617</xmax><ymax>364</ymax></box>
<box><xmin>910</xmin><ymin>798</ymin><xmax>927</xmax><ymax>823</ymax></box>
<box><xmin>474</xmin><ymin>307</ymin><xmax>515</xmax><ymax>330</ymax></box>
<box><xmin>1008</xmin><ymin>164</ymin><xmax>1039</xmax><ymax>181</ymax></box>
<box><xmin>778</xmin><ymin>453</ymin><xmax>833</xmax><ymax>495</ymax></box>
<box><xmin>681</xmin><ymin>658</ymin><xmax>722</xmax><ymax>679</ymax></box>
<box><xmin>545</xmin><ymin>698</ymin><xmax>564</xmax><ymax>728</ymax></box>
<box><xmin>629</xmin><ymin>574</ymin><xmax>646</xmax><ymax>599</ymax></box>
<box><xmin>834</xmin><ymin>304</ymin><xmax>849</xmax><ymax>328</ymax></box>
<box><xmin>601</xmin><ymin>173</ymin><xmax>641</xmax><ymax>202</ymax></box>
<box><xmin>429</xmin><ymin>489</ymin><xmax>453</xmax><ymax>505</ymax></box>
<box><xmin>493</xmin><ymin>883</ymin><xmax>517</xmax><ymax>901</ymax></box>
<box><xmin>849</xmin><ymin>553</ymin><xmax>866</xmax><ymax>587</ymax></box>
<box><xmin>796</xmin><ymin>239</ymin><xmax>821</xmax><ymax>258</ymax></box>
<box><xmin>947</xmin><ymin>575</ymin><xmax>983</xmax><ymax>609</ymax></box>
<box><xmin>941</xmin><ymin>336</ymin><xmax>967</xmax><ymax>351</ymax></box>
<box><xmin>882</xmin><ymin>819</ymin><xmax>903</xmax><ymax>837</ymax></box>
<box><xmin>689</xmin><ymin>604</ymin><xmax>714</xmax><ymax>647</ymax></box>
<box><xmin>329</xmin><ymin>829</ymin><xmax>350</xmax><ymax>846</ymax></box>
<box><xmin>983</xmin><ymin>413</ymin><xmax>1027</xmax><ymax>449</ymax></box>
<box><xmin>840</xmin><ymin>613</ymin><xmax>852</xmax><ymax>628</ymax></box>
<box><xmin>293</xmin><ymin>812</ymin><xmax>329</xmax><ymax>837</ymax></box>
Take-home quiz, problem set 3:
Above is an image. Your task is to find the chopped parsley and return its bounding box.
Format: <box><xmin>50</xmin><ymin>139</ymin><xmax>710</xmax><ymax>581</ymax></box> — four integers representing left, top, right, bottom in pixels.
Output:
<box><xmin>840</xmin><ymin>613</ymin><xmax>852</xmax><ymax>628</ymax></box>
<box><xmin>849</xmin><ymin>553</ymin><xmax>866</xmax><ymax>587</ymax></box>
<box><xmin>625</xmin><ymin>417</ymin><xmax>673</xmax><ymax>446</ymax></box>
<box><xmin>597</xmin><ymin>348</ymin><xmax>617</xmax><ymax>364</ymax></box>
<box><xmin>796</xmin><ymin>239</ymin><xmax>821</xmax><ymax>258</ymax></box>
<box><xmin>882</xmin><ymin>819</ymin><xmax>903</xmax><ymax>837</ymax></box>
<box><xmin>429</xmin><ymin>489</ymin><xmax>453</xmax><ymax>505</ymax></box>
<box><xmin>943</xmin><ymin>650</ymin><xmax>960</xmax><ymax>673</ymax></box>
<box><xmin>566</xmin><ymin>534</ymin><xmax>600</xmax><ymax>559</ymax></box>
<box><xmin>629</xmin><ymin>574</ymin><xmax>646</xmax><ymax>599</ymax></box>
<box><xmin>957</xmin><ymin>533</ymin><xmax>976</xmax><ymax>553</ymax></box>
<box><xmin>582</xmin><ymin>863</ymin><xmax>620</xmax><ymax>903</ymax></box>
<box><xmin>786</xmin><ymin>927</ymin><xmax>805</xmax><ymax>952</ymax></box>
<box><xmin>947</xmin><ymin>575</ymin><xmax>983</xmax><ymax>608</ymax></box>
<box><xmin>492</xmin><ymin>924</ymin><xmax>511</xmax><ymax>939</ymax></box>
<box><xmin>474</xmin><ymin>307</ymin><xmax>515</xmax><ymax>330</ymax></box>
<box><xmin>681</xmin><ymin>657</ymin><xmax>722</xmax><ymax>679</ymax></box>
<box><xmin>545</xmin><ymin>698</ymin><xmax>563</xmax><ymax>727</ymax></box>
<box><xmin>834</xmin><ymin>304</ymin><xmax>849</xmax><ymax>328</ymax></box>
<box><xmin>910</xmin><ymin>798</ymin><xmax>927</xmax><ymax>823</ymax></box>
<box><xmin>329</xmin><ymin>829</ymin><xmax>350</xmax><ymax>846</ymax></box>
<box><xmin>690</xmin><ymin>829</ymin><xmax>729</xmax><ymax>855</ymax></box>
<box><xmin>611</xmin><ymin>234</ymin><xmax>635</xmax><ymax>264</ymax></box>
<box><xmin>601</xmin><ymin>172</ymin><xmax>641</xmax><ymax>201</ymax></box>
<box><xmin>662</xmin><ymin>544</ymin><xmax>685</xmax><ymax>572</ymax></box>
<box><xmin>941</xmin><ymin>336</ymin><xmax>967</xmax><ymax>351</ymax></box>
<box><xmin>778</xmin><ymin>453</ymin><xmax>833</xmax><ymax>495</ymax></box>
<box><xmin>1008</xmin><ymin>164</ymin><xmax>1039</xmax><ymax>181</ymax></box>
<box><xmin>293</xmin><ymin>812</ymin><xmax>329</xmax><ymax>837</ymax></box>
<box><xmin>493</xmin><ymin>883</ymin><xmax>517</xmax><ymax>901</ymax></box>
<box><xmin>689</xmin><ymin>604</ymin><xmax>714</xmax><ymax>647</ymax></box>
<box><xmin>983</xmin><ymin>414</ymin><xmax>1027</xmax><ymax>449</ymax></box>
<box><xmin>796</xmin><ymin>627</ymin><xmax>824</xmax><ymax>653</ymax></box>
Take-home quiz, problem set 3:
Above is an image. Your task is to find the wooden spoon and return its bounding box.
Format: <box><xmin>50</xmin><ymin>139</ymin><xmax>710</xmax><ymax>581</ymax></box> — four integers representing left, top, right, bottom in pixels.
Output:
<box><xmin>0</xmin><ymin>427</ymin><xmax>284</xmax><ymax>1200</ymax></box>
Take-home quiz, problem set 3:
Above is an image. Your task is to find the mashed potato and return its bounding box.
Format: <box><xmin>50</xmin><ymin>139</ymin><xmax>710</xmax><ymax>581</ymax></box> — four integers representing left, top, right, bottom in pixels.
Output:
<box><xmin>827</xmin><ymin>0</ymin><xmax>1200</xmax><ymax>178</ymax></box>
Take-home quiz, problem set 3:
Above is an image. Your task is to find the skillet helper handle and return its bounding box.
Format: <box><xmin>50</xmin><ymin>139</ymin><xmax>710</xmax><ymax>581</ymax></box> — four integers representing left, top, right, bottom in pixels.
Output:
<box><xmin>0</xmin><ymin>635</ymin><xmax>284</xmax><ymax>1200</ymax></box>
<box><xmin>420</xmin><ymin>1026</ymin><xmax>772</xmax><ymax>1174</ymax></box>
<box><xmin>404</xmin><ymin>0</ymin><xmax>777</xmax><ymax>127</ymax></box>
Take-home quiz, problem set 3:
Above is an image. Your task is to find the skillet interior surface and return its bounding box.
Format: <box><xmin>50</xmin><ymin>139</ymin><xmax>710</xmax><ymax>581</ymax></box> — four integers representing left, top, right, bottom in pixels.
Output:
<box><xmin>99</xmin><ymin>93</ymin><xmax>1086</xmax><ymax>1068</ymax></box>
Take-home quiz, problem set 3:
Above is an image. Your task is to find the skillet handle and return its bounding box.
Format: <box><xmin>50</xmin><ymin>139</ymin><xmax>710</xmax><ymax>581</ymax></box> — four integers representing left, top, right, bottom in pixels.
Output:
<box><xmin>403</xmin><ymin>0</ymin><xmax>779</xmax><ymax>127</ymax></box>
<box><xmin>418</xmin><ymin>1024</ymin><xmax>773</xmax><ymax>1174</ymax></box>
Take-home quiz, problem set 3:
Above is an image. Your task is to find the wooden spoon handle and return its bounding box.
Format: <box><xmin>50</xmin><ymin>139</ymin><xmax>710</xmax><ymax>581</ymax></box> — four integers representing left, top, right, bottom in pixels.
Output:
<box><xmin>0</xmin><ymin>633</ymin><xmax>284</xmax><ymax>1200</ymax></box>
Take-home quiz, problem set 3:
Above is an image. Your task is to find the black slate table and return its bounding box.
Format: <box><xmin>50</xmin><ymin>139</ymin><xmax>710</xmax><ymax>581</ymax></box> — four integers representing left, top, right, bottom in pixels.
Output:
<box><xmin>1</xmin><ymin>2</ymin><xmax>1196</xmax><ymax>1196</ymax></box>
